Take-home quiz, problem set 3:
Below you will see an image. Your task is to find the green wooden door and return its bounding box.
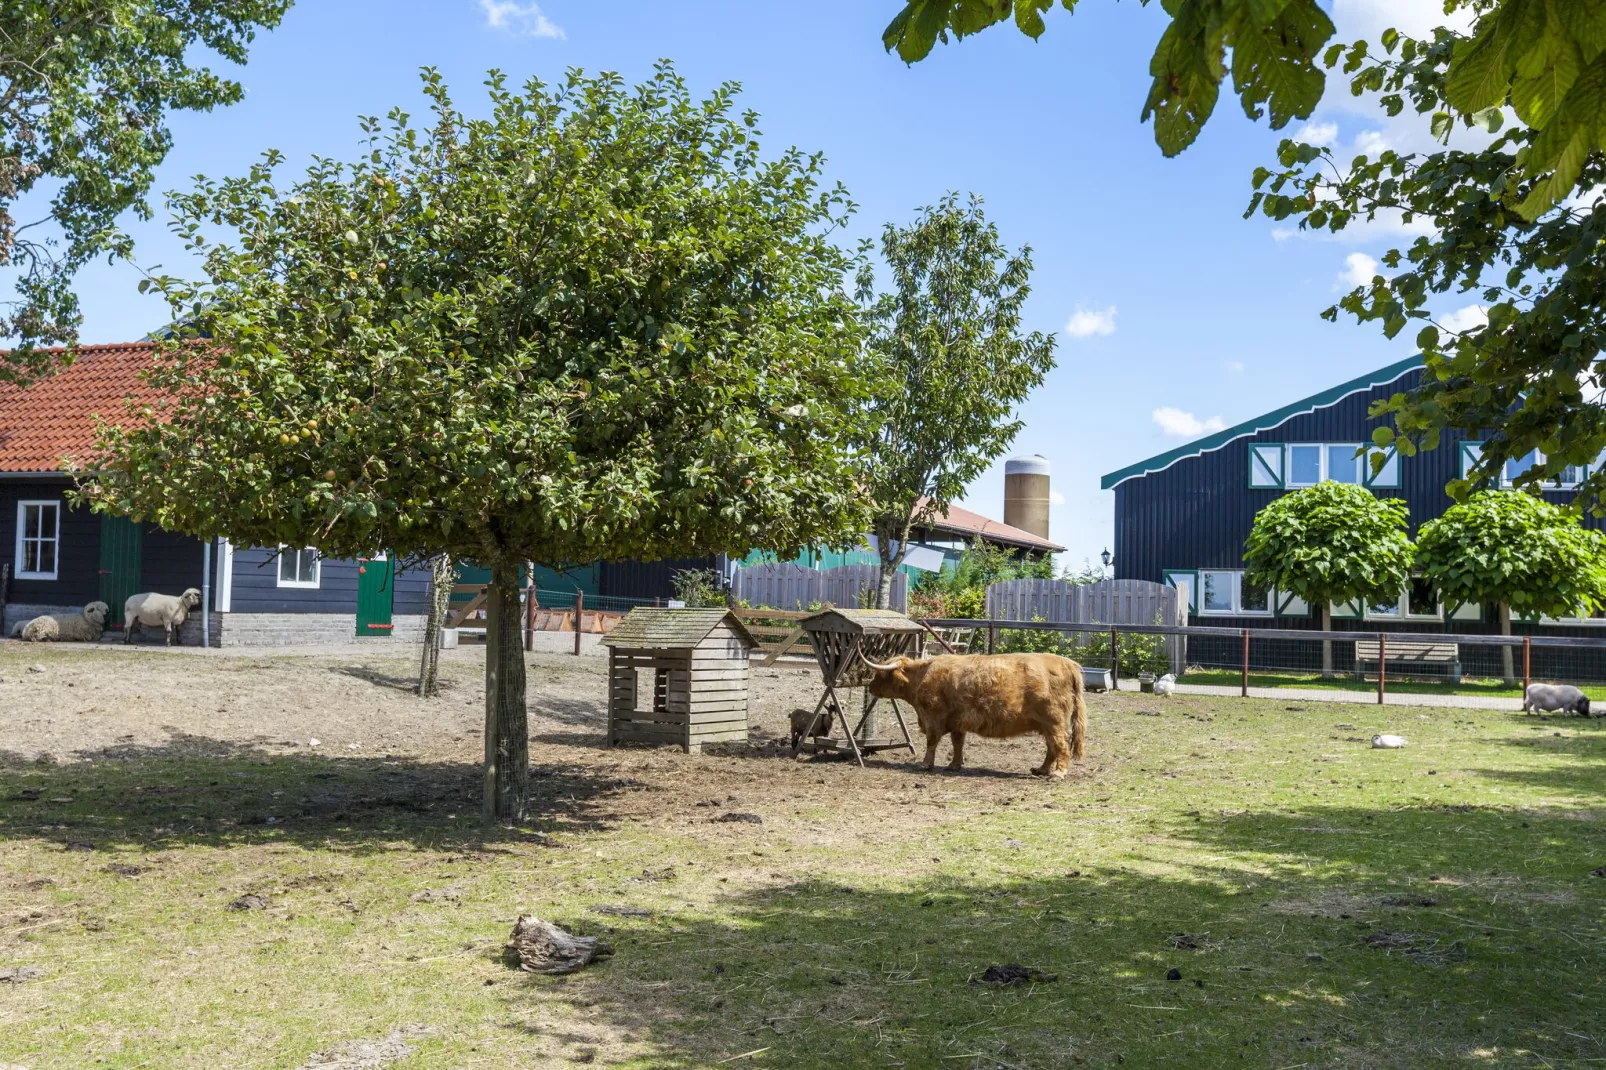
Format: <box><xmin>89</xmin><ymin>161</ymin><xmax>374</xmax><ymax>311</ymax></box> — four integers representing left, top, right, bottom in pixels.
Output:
<box><xmin>98</xmin><ymin>516</ymin><xmax>143</xmax><ymax>628</ymax></box>
<box><xmin>355</xmin><ymin>553</ymin><xmax>394</xmax><ymax>637</ymax></box>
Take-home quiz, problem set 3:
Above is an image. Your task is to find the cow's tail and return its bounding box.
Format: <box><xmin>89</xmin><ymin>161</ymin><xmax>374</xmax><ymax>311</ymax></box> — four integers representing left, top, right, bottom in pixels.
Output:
<box><xmin>1069</xmin><ymin>663</ymin><xmax>1087</xmax><ymax>760</ymax></box>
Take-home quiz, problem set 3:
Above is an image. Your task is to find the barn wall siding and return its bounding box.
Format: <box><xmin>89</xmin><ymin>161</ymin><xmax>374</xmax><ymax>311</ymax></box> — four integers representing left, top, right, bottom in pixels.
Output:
<box><xmin>140</xmin><ymin>524</ymin><xmax>208</xmax><ymax>596</ymax></box>
<box><xmin>0</xmin><ymin>479</ymin><xmax>99</xmax><ymax>607</ymax></box>
<box><xmin>229</xmin><ymin>546</ymin><xmax>361</xmax><ymax>614</ymax></box>
<box><xmin>1111</xmin><ymin>366</ymin><xmax>1604</xmax><ymax>635</ymax></box>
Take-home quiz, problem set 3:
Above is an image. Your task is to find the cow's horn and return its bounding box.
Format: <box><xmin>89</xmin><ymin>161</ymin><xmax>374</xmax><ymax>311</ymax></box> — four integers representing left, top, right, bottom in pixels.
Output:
<box><xmin>857</xmin><ymin>651</ymin><xmax>902</xmax><ymax>672</ymax></box>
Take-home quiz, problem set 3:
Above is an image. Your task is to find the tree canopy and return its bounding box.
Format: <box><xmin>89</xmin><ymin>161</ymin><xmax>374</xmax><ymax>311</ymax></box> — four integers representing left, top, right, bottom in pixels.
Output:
<box><xmin>1242</xmin><ymin>482</ymin><xmax>1413</xmax><ymax>614</ymax></box>
<box><xmin>84</xmin><ymin>65</ymin><xmax>872</xmax><ymax>818</ymax></box>
<box><xmin>0</xmin><ymin>0</ymin><xmax>290</xmax><ymax>382</ymax></box>
<box><xmin>854</xmin><ymin>194</ymin><xmax>1056</xmax><ymax>608</ymax></box>
<box><xmin>1414</xmin><ymin>490</ymin><xmax>1606</xmax><ymax>620</ymax></box>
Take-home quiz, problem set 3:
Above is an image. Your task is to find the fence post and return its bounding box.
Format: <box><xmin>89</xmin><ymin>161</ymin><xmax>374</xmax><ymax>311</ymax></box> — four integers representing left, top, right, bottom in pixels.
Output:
<box><xmin>987</xmin><ymin>619</ymin><xmax>998</xmax><ymax>655</ymax></box>
<box><xmin>1241</xmin><ymin>629</ymin><xmax>1249</xmax><ymax>698</ymax></box>
<box><xmin>574</xmin><ymin>590</ymin><xmax>584</xmax><ymax>656</ymax></box>
<box><xmin>1522</xmin><ymin>635</ymin><xmax>1531</xmax><ymax>694</ymax></box>
<box><xmin>1377</xmin><ymin>632</ymin><xmax>1386</xmax><ymax>705</ymax></box>
<box><xmin>525</xmin><ymin>579</ymin><xmax>537</xmax><ymax>652</ymax></box>
<box><xmin>1111</xmin><ymin>627</ymin><xmax>1120</xmax><ymax>691</ymax></box>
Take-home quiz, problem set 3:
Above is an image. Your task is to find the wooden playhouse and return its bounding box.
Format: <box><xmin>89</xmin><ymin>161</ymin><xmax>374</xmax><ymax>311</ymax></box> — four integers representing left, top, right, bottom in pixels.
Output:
<box><xmin>601</xmin><ymin>608</ymin><xmax>757</xmax><ymax>753</ymax></box>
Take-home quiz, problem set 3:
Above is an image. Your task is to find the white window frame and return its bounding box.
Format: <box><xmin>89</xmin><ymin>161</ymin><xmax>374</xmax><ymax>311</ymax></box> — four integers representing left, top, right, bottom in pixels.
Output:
<box><xmin>1197</xmin><ymin>569</ymin><xmax>1275</xmax><ymax>617</ymax></box>
<box><xmin>1361</xmin><ymin>575</ymin><xmax>1445</xmax><ymax>622</ymax></box>
<box><xmin>1285</xmin><ymin>442</ymin><xmax>1366</xmax><ymax>488</ymax></box>
<box><xmin>1463</xmin><ymin>441</ymin><xmax>1589</xmax><ymax>490</ymax></box>
<box><xmin>14</xmin><ymin>500</ymin><xmax>61</xmax><ymax>580</ymax></box>
<box><xmin>276</xmin><ymin>545</ymin><xmax>322</xmax><ymax>589</ymax></box>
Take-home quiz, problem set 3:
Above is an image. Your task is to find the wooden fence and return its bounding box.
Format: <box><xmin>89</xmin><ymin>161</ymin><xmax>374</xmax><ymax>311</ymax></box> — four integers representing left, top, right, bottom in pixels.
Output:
<box><xmin>730</xmin><ymin>563</ymin><xmax>906</xmax><ymax>614</ymax></box>
<box><xmin>985</xmin><ymin>578</ymin><xmax>1186</xmax><ymax>672</ymax></box>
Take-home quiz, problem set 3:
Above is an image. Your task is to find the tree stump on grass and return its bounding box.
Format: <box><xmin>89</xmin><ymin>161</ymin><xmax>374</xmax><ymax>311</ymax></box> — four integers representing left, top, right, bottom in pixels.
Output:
<box><xmin>505</xmin><ymin>915</ymin><xmax>613</xmax><ymax>974</ymax></box>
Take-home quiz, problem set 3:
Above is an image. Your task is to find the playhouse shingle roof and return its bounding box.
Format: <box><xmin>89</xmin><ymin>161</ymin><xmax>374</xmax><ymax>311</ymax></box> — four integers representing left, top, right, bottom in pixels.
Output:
<box><xmin>601</xmin><ymin>608</ymin><xmax>757</xmax><ymax>650</ymax></box>
<box><xmin>0</xmin><ymin>342</ymin><xmax>166</xmax><ymax>473</ymax></box>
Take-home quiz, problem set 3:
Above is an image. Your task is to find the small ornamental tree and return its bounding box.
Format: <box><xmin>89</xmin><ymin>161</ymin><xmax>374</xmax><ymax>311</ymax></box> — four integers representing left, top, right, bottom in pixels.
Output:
<box><xmin>1415</xmin><ymin>491</ymin><xmax>1606</xmax><ymax>682</ymax></box>
<box><xmin>855</xmin><ymin>195</ymin><xmax>1056</xmax><ymax>610</ymax></box>
<box><xmin>85</xmin><ymin>66</ymin><xmax>871</xmax><ymax>822</ymax></box>
<box><xmin>1242</xmin><ymin>481</ymin><xmax>1413</xmax><ymax>676</ymax></box>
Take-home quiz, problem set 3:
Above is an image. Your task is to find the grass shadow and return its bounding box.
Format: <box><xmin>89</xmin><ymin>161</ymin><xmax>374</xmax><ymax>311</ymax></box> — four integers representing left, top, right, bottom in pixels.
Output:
<box><xmin>520</xmin><ymin>801</ymin><xmax>1606</xmax><ymax>1068</ymax></box>
<box><xmin>0</xmin><ymin>730</ymin><xmax>639</xmax><ymax>853</ymax></box>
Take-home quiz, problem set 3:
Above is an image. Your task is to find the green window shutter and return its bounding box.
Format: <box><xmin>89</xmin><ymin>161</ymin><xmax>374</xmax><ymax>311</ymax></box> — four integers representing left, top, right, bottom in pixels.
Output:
<box><xmin>1248</xmin><ymin>443</ymin><xmax>1284</xmax><ymax>489</ymax></box>
<box><xmin>1362</xmin><ymin>445</ymin><xmax>1400</xmax><ymax>488</ymax></box>
<box><xmin>1458</xmin><ymin>440</ymin><xmax>1483</xmax><ymax>480</ymax></box>
<box><xmin>1163</xmin><ymin>570</ymin><xmax>1198</xmax><ymax>615</ymax></box>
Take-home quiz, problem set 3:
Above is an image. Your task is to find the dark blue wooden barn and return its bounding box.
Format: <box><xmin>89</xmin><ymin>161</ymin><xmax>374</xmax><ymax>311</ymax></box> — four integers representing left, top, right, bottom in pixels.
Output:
<box><xmin>1101</xmin><ymin>354</ymin><xmax>1604</xmax><ymax>653</ymax></box>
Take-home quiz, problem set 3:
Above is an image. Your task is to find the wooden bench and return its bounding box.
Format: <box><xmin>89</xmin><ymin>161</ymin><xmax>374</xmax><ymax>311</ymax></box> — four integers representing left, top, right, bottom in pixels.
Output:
<box><xmin>1354</xmin><ymin>639</ymin><xmax>1461</xmax><ymax>680</ymax></box>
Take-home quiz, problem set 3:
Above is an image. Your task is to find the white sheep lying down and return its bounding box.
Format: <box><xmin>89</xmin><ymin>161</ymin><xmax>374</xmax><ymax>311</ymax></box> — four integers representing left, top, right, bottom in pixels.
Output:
<box><xmin>12</xmin><ymin>601</ymin><xmax>110</xmax><ymax>642</ymax></box>
<box><xmin>124</xmin><ymin>588</ymin><xmax>202</xmax><ymax>646</ymax></box>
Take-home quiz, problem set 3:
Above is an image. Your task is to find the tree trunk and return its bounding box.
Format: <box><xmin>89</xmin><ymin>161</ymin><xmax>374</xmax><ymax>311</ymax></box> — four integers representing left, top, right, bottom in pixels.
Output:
<box><xmin>1320</xmin><ymin>602</ymin><xmax>1333</xmax><ymax>679</ymax></box>
<box><xmin>1500</xmin><ymin>603</ymin><xmax>1514</xmax><ymax>684</ymax></box>
<box><xmin>417</xmin><ymin>553</ymin><xmax>454</xmax><ymax>697</ymax></box>
<box><xmin>483</xmin><ymin>559</ymin><xmax>529</xmax><ymax>824</ymax></box>
<box><xmin>875</xmin><ymin>564</ymin><xmax>897</xmax><ymax>611</ymax></box>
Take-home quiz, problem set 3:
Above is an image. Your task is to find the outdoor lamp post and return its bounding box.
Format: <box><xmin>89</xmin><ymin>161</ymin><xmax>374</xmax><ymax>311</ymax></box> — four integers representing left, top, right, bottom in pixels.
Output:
<box><xmin>1100</xmin><ymin>548</ymin><xmax>1113</xmax><ymax>577</ymax></box>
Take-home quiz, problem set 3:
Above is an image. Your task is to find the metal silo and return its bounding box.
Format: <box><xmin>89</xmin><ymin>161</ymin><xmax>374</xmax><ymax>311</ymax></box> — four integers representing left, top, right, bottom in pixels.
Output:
<box><xmin>1004</xmin><ymin>455</ymin><xmax>1051</xmax><ymax>540</ymax></box>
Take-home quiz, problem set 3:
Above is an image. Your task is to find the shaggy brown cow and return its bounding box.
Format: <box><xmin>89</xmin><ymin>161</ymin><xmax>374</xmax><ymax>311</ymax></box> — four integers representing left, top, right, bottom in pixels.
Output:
<box><xmin>861</xmin><ymin>652</ymin><xmax>1087</xmax><ymax>777</ymax></box>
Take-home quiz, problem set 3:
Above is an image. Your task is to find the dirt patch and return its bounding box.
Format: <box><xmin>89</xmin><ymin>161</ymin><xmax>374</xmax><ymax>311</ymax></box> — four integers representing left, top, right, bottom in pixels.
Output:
<box><xmin>297</xmin><ymin>1027</ymin><xmax>432</xmax><ymax>1069</ymax></box>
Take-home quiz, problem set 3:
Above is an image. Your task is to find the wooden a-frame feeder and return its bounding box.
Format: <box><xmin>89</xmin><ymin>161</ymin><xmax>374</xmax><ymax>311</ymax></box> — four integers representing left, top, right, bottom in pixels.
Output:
<box><xmin>796</xmin><ymin>608</ymin><xmax>926</xmax><ymax>767</ymax></box>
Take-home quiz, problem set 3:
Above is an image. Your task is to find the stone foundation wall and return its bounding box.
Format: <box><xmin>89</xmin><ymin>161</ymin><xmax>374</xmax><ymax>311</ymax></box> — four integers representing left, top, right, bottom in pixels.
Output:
<box><xmin>213</xmin><ymin>612</ymin><xmax>428</xmax><ymax>647</ymax></box>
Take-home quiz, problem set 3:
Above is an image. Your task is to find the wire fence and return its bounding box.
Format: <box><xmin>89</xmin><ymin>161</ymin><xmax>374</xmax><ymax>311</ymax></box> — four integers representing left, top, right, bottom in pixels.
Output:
<box><xmin>919</xmin><ymin>617</ymin><xmax>1606</xmax><ymax>710</ymax></box>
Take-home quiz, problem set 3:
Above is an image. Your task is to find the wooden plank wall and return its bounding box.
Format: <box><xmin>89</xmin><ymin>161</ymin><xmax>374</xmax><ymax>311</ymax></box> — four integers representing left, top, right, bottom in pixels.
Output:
<box><xmin>606</xmin><ymin>625</ymin><xmax>750</xmax><ymax>753</ymax></box>
<box><xmin>731</xmin><ymin>563</ymin><xmax>906</xmax><ymax>613</ymax></box>
<box><xmin>985</xmin><ymin>578</ymin><xmax>1187</xmax><ymax>673</ymax></box>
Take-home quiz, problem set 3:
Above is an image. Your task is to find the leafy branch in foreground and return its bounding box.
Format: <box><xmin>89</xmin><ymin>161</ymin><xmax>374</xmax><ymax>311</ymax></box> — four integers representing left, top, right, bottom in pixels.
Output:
<box><xmin>0</xmin><ymin>0</ymin><xmax>290</xmax><ymax>383</ymax></box>
<box><xmin>883</xmin><ymin>1</ymin><xmax>1601</xmax><ymax>220</ymax></box>
<box><xmin>1248</xmin><ymin>23</ymin><xmax>1606</xmax><ymax>507</ymax></box>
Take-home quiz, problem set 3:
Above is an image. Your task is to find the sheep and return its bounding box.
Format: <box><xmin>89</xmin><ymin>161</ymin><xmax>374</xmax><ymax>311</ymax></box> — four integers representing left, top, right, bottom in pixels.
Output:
<box><xmin>124</xmin><ymin>588</ymin><xmax>202</xmax><ymax>646</ymax></box>
<box><xmin>12</xmin><ymin>602</ymin><xmax>110</xmax><ymax>643</ymax></box>
<box><xmin>1522</xmin><ymin>683</ymin><xmax>1593</xmax><ymax>717</ymax></box>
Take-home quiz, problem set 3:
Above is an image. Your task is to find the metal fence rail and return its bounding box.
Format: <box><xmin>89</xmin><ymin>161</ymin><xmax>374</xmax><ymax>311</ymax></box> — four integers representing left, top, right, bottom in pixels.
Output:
<box><xmin>918</xmin><ymin>617</ymin><xmax>1606</xmax><ymax>710</ymax></box>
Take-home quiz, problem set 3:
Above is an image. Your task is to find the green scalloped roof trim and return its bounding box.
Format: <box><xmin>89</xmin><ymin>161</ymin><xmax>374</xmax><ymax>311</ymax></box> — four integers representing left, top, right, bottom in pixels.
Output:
<box><xmin>1100</xmin><ymin>354</ymin><xmax>1424</xmax><ymax>490</ymax></box>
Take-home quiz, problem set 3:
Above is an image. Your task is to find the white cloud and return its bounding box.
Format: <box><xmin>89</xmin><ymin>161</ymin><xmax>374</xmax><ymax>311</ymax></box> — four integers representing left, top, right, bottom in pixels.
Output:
<box><xmin>1049</xmin><ymin>490</ymin><xmax>1066</xmax><ymax>506</ymax></box>
<box><xmin>1331</xmin><ymin>0</ymin><xmax>1475</xmax><ymax>43</ymax></box>
<box><xmin>1352</xmin><ymin>129</ymin><xmax>1390</xmax><ymax>157</ymax></box>
<box><xmin>1439</xmin><ymin>304</ymin><xmax>1488</xmax><ymax>334</ymax></box>
<box><xmin>1224</xmin><ymin>360</ymin><xmax>1245</xmax><ymax>374</ymax></box>
<box><xmin>1338</xmin><ymin>251</ymin><xmax>1379</xmax><ymax>288</ymax></box>
<box><xmin>1152</xmin><ymin>407</ymin><xmax>1226</xmax><ymax>438</ymax></box>
<box><xmin>479</xmin><ymin>0</ymin><xmax>565</xmax><ymax>38</ymax></box>
<box><xmin>1296</xmin><ymin>120</ymin><xmax>1339</xmax><ymax>145</ymax></box>
<box><xmin>1063</xmin><ymin>305</ymin><xmax>1117</xmax><ymax>339</ymax></box>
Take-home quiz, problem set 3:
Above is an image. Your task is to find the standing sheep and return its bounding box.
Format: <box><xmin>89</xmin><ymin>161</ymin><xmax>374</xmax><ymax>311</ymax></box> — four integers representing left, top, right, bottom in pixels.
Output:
<box><xmin>124</xmin><ymin>588</ymin><xmax>203</xmax><ymax>646</ymax></box>
<box><xmin>12</xmin><ymin>602</ymin><xmax>110</xmax><ymax>643</ymax></box>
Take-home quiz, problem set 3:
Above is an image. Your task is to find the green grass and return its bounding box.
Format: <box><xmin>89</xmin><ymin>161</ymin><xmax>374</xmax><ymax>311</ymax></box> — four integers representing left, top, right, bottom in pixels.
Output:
<box><xmin>2</xmin><ymin>652</ymin><xmax>1605</xmax><ymax>1067</ymax></box>
<box><xmin>1179</xmin><ymin>668</ymin><xmax>1606</xmax><ymax>700</ymax></box>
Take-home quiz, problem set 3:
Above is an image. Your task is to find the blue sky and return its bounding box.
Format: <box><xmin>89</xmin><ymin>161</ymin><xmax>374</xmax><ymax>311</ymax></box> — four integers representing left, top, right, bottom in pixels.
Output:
<box><xmin>64</xmin><ymin>0</ymin><xmax>1478</xmax><ymax>567</ymax></box>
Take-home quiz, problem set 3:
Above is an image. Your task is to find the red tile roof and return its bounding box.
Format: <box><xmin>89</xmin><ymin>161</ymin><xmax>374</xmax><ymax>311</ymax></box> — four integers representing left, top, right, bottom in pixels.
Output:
<box><xmin>0</xmin><ymin>342</ymin><xmax>165</xmax><ymax>472</ymax></box>
<box><xmin>914</xmin><ymin>497</ymin><xmax>1064</xmax><ymax>553</ymax></box>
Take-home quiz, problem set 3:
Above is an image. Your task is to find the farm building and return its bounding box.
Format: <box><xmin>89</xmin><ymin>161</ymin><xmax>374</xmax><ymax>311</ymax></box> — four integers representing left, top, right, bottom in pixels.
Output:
<box><xmin>1100</xmin><ymin>353</ymin><xmax>1605</xmax><ymax>638</ymax></box>
<box><xmin>0</xmin><ymin>343</ymin><xmax>432</xmax><ymax>644</ymax></box>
